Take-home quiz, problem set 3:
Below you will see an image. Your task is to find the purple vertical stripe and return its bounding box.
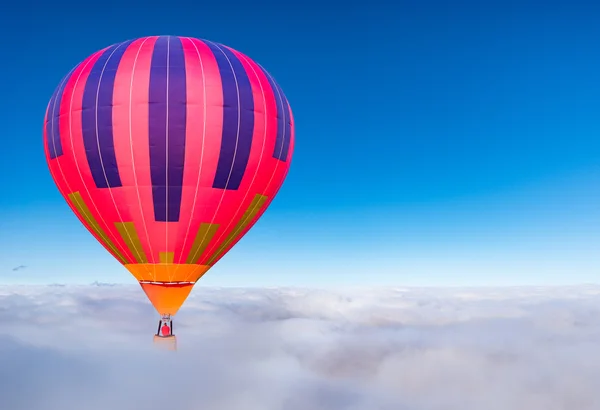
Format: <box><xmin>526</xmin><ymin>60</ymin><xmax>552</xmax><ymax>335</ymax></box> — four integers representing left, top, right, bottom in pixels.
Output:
<box><xmin>206</xmin><ymin>41</ymin><xmax>255</xmax><ymax>190</ymax></box>
<box><xmin>81</xmin><ymin>40</ymin><xmax>133</xmax><ymax>188</ymax></box>
<box><xmin>277</xmin><ymin>84</ymin><xmax>292</xmax><ymax>162</ymax></box>
<box><xmin>260</xmin><ymin>68</ymin><xmax>291</xmax><ymax>162</ymax></box>
<box><xmin>149</xmin><ymin>36</ymin><xmax>187</xmax><ymax>222</ymax></box>
<box><xmin>46</xmin><ymin>71</ymin><xmax>73</xmax><ymax>159</ymax></box>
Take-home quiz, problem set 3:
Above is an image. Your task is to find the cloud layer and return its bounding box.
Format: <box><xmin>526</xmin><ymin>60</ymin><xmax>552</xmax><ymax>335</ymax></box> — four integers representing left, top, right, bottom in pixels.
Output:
<box><xmin>1</xmin><ymin>284</ymin><xmax>600</xmax><ymax>410</ymax></box>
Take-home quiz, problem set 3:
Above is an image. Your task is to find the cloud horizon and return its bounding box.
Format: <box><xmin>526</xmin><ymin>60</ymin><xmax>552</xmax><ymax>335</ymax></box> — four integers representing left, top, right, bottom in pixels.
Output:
<box><xmin>1</xmin><ymin>284</ymin><xmax>599</xmax><ymax>410</ymax></box>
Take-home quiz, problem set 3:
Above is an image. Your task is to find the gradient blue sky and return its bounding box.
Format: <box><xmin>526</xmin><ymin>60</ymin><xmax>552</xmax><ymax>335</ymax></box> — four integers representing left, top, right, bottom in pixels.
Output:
<box><xmin>1</xmin><ymin>1</ymin><xmax>600</xmax><ymax>286</ymax></box>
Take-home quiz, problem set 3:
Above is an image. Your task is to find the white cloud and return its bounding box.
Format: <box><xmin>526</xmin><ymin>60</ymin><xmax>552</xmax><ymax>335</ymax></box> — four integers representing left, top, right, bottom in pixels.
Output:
<box><xmin>1</xmin><ymin>284</ymin><xmax>600</xmax><ymax>409</ymax></box>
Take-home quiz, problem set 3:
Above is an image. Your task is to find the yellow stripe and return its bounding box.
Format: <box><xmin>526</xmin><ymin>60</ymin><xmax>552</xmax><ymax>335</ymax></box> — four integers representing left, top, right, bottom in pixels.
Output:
<box><xmin>115</xmin><ymin>222</ymin><xmax>148</xmax><ymax>263</ymax></box>
<box><xmin>159</xmin><ymin>252</ymin><xmax>174</xmax><ymax>264</ymax></box>
<box><xmin>206</xmin><ymin>194</ymin><xmax>268</xmax><ymax>265</ymax></box>
<box><xmin>185</xmin><ymin>223</ymin><xmax>220</xmax><ymax>264</ymax></box>
<box><xmin>67</xmin><ymin>192</ymin><xmax>128</xmax><ymax>264</ymax></box>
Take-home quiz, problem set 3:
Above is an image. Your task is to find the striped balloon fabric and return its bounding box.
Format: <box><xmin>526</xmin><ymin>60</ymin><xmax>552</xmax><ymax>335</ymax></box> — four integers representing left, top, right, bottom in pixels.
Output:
<box><xmin>44</xmin><ymin>36</ymin><xmax>294</xmax><ymax>316</ymax></box>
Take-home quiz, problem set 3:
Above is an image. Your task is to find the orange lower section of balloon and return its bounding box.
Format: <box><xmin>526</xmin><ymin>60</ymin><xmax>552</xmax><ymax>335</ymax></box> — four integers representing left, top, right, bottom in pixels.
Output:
<box><xmin>125</xmin><ymin>264</ymin><xmax>210</xmax><ymax>315</ymax></box>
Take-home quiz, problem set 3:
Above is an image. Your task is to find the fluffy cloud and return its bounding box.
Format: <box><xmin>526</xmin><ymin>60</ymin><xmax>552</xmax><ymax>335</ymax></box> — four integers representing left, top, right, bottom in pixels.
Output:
<box><xmin>0</xmin><ymin>284</ymin><xmax>600</xmax><ymax>409</ymax></box>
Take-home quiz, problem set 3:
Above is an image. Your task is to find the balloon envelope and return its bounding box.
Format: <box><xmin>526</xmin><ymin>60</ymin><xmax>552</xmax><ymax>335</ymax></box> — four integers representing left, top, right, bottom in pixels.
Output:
<box><xmin>44</xmin><ymin>36</ymin><xmax>294</xmax><ymax>316</ymax></box>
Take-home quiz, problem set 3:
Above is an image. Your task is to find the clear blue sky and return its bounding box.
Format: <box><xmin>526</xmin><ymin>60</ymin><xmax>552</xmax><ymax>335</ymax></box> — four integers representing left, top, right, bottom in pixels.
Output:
<box><xmin>2</xmin><ymin>1</ymin><xmax>600</xmax><ymax>286</ymax></box>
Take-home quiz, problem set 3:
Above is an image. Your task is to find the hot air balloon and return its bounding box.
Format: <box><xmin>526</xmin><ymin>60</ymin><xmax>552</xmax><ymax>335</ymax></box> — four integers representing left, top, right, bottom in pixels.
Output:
<box><xmin>43</xmin><ymin>36</ymin><xmax>294</xmax><ymax>346</ymax></box>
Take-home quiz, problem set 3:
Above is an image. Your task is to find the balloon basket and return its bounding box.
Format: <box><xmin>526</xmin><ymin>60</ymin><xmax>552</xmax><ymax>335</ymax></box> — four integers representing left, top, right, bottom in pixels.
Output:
<box><xmin>153</xmin><ymin>315</ymin><xmax>177</xmax><ymax>351</ymax></box>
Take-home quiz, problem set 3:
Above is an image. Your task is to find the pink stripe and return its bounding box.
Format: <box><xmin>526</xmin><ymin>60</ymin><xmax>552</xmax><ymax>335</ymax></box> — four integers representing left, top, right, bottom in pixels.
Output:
<box><xmin>173</xmin><ymin>38</ymin><xmax>225</xmax><ymax>263</ymax></box>
<box><xmin>111</xmin><ymin>37</ymin><xmax>156</xmax><ymax>262</ymax></box>
<box><xmin>226</xmin><ymin>48</ymin><xmax>268</xmax><ymax>194</ymax></box>
<box><xmin>46</xmin><ymin>51</ymin><xmax>133</xmax><ymax>263</ymax></box>
<box><xmin>125</xmin><ymin>36</ymin><xmax>160</xmax><ymax>262</ymax></box>
<box><xmin>208</xmin><ymin>161</ymin><xmax>292</xmax><ymax>267</ymax></box>
<box><xmin>238</xmin><ymin>53</ymin><xmax>282</xmax><ymax>193</ymax></box>
<box><xmin>202</xmin><ymin>50</ymin><xmax>294</xmax><ymax>266</ymax></box>
<box><xmin>65</xmin><ymin>50</ymin><xmax>135</xmax><ymax>263</ymax></box>
<box><xmin>208</xmin><ymin>156</ymin><xmax>293</xmax><ymax>266</ymax></box>
<box><xmin>197</xmin><ymin>48</ymin><xmax>273</xmax><ymax>264</ymax></box>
